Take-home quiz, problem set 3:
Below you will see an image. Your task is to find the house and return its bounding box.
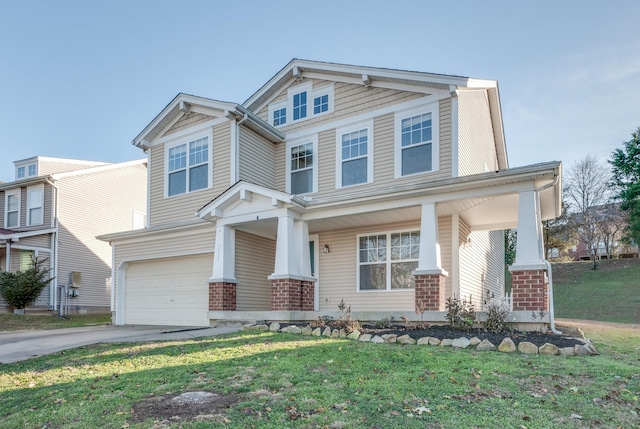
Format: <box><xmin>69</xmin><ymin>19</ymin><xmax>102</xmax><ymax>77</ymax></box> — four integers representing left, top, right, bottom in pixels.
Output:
<box><xmin>98</xmin><ymin>59</ymin><xmax>562</xmax><ymax>329</ymax></box>
<box><xmin>0</xmin><ymin>156</ymin><xmax>147</xmax><ymax>314</ymax></box>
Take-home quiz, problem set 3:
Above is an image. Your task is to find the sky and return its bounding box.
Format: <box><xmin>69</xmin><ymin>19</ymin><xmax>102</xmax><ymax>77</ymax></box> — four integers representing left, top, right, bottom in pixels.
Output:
<box><xmin>1</xmin><ymin>0</ymin><xmax>639</xmax><ymax>183</ymax></box>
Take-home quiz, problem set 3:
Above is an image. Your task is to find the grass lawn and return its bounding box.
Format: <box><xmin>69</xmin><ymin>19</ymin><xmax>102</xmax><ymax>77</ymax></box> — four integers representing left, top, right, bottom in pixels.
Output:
<box><xmin>1</xmin><ymin>326</ymin><xmax>638</xmax><ymax>428</ymax></box>
<box><xmin>553</xmin><ymin>258</ymin><xmax>640</xmax><ymax>324</ymax></box>
<box><xmin>0</xmin><ymin>313</ymin><xmax>111</xmax><ymax>331</ymax></box>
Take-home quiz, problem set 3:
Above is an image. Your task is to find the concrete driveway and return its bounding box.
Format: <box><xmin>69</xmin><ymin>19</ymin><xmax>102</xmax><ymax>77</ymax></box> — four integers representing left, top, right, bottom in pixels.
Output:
<box><xmin>0</xmin><ymin>325</ymin><xmax>241</xmax><ymax>364</ymax></box>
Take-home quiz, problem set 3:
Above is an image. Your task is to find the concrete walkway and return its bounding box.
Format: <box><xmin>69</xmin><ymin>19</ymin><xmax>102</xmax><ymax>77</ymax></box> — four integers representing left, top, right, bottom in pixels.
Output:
<box><xmin>0</xmin><ymin>325</ymin><xmax>241</xmax><ymax>364</ymax></box>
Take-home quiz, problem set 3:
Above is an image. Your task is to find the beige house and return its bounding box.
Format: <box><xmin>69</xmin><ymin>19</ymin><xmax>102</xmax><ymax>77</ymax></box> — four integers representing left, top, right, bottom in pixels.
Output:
<box><xmin>0</xmin><ymin>156</ymin><xmax>147</xmax><ymax>313</ymax></box>
<box><xmin>99</xmin><ymin>59</ymin><xmax>562</xmax><ymax>329</ymax></box>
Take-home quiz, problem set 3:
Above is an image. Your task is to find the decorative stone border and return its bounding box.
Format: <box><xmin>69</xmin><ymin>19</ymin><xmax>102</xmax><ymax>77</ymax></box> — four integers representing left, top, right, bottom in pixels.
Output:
<box><xmin>242</xmin><ymin>322</ymin><xmax>598</xmax><ymax>357</ymax></box>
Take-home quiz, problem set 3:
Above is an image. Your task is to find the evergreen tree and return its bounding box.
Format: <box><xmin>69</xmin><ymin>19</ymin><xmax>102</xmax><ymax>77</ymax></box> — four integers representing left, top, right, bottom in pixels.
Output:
<box><xmin>609</xmin><ymin>127</ymin><xmax>640</xmax><ymax>246</ymax></box>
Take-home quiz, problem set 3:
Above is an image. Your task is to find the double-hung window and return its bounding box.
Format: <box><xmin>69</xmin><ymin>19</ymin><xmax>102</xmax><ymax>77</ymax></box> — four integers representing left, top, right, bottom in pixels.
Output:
<box><xmin>395</xmin><ymin>105</ymin><xmax>439</xmax><ymax>177</ymax></box>
<box><xmin>337</xmin><ymin>121</ymin><xmax>373</xmax><ymax>188</ymax></box>
<box><xmin>358</xmin><ymin>230</ymin><xmax>420</xmax><ymax>291</ymax></box>
<box><xmin>167</xmin><ymin>135</ymin><xmax>209</xmax><ymax>197</ymax></box>
<box><xmin>5</xmin><ymin>189</ymin><xmax>20</xmax><ymax>228</ymax></box>
<box><xmin>290</xmin><ymin>142</ymin><xmax>314</xmax><ymax>195</ymax></box>
<box><xmin>27</xmin><ymin>185</ymin><xmax>43</xmax><ymax>226</ymax></box>
<box><xmin>17</xmin><ymin>166</ymin><xmax>25</xmax><ymax>179</ymax></box>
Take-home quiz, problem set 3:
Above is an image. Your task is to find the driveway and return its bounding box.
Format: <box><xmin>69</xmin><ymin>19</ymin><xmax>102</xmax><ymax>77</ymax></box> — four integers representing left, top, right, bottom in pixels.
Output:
<box><xmin>0</xmin><ymin>325</ymin><xmax>241</xmax><ymax>364</ymax></box>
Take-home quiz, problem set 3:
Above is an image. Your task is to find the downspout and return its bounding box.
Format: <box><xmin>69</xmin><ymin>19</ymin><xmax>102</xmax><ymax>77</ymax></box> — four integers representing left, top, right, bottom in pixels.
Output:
<box><xmin>534</xmin><ymin>173</ymin><xmax>561</xmax><ymax>334</ymax></box>
<box><xmin>45</xmin><ymin>178</ymin><xmax>59</xmax><ymax>311</ymax></box>
<box><xmin>234</xmin><ymin>113</ymin><xmax>249</xmax><ymax>183</ymax></box>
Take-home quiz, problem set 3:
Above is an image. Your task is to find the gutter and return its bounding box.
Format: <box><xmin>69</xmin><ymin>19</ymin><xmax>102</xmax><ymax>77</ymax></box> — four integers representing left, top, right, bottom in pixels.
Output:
<box><xmin>45</xmin><ymin>178</ymin><xmax>60</xmax><ymax>311</ymax></box>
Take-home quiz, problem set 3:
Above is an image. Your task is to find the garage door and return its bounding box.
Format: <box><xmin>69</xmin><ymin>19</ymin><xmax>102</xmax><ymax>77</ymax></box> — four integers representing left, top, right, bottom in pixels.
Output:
<box><xmin>124</xmin><ymin>254</ymin><xmax>213</xmax><ymax>326</ymax></box>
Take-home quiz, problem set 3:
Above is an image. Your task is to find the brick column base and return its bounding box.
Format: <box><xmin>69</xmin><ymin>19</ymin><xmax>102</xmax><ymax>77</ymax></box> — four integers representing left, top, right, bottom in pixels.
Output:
<box><xmin>271</xmin><ymin>278</ymin><xmax>316</xmax><ymax>311</ymax></box>
<box><xmin>301</xmin><ymin>280</ymin><xmax>315</xmax><ymax>311</ymax></box>
<box><xmin>511</xmin><ymin>270</ymin><xmax>548</xmax><ymax>311</ymax></box>
<box><xmin>414</xmin><ymin>274</ymin><xmax>446</xmax><ymax>311</ymax></box>
<box><xmin>209</xmin><ymin>282</ymin><xmax>237</xmax><ymax>311</ymax></box>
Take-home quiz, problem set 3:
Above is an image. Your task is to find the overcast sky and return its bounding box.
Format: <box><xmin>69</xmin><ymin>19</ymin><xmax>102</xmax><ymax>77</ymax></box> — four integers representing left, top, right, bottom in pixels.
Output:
<box><xmin>1</xmin><ymin>0</ymin><xmax>638</xmax><ymax>182</ymax></box>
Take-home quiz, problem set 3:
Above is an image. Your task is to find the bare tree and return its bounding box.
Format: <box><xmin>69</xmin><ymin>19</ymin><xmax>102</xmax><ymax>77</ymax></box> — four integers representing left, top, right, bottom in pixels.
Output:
<box><xmin>564</xmin><ymin>155</ymin><xmax>611</xmax><ymax>269</ymax></box>
<box><xmin>596</xmin><ymin>202</ymin><xmax>627</xmax><ymax>258</ymax></box>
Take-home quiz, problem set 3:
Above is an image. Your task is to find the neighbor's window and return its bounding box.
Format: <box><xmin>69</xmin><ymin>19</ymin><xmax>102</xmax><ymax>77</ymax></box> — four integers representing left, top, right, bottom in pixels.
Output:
<box><xmin>17</xmin><ymin>166</ymin><xmax>25</xmax><ymax>179</ymax></box>
<box><xmin>290</xmin><ymin>142</ymin><xmax>314</xmax><ymax>195</ymax></box>
<box><xmin>28</xmin><ymin>164</ymin><xmax>36</xmax><ymax>176</ymax></box>
<box><xmin>167</xmin><ymin>136</ymin><xmax>209</xmax><ymax>197</ymax></box>
<box><xmin>5</xmin><ymin>190</ymin><xmax>20</xmax><ymax>228</ymax></box>
<box><xmin>27</xmin><ymin>185</ymin><xmax>43</xmax><ymax>226</ymax></box>
<box><xmin>358</xmin><ymin>230</ymin><xmax>420</xmax><ymax>291</ymax></box>
<box><xmin>337</xmin><ymin>122</ymin><xmax>372</xmax><ymax>188</ymax></box>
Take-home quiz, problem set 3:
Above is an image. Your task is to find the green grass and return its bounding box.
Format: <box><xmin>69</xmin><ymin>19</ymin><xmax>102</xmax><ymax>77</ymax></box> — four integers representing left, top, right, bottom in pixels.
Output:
<box><xmin>0</xmin><ymin>313</ymin><xmax>111</xmax><ymax>331</ymax></box>
<box><xmin>0</xmin><ymin>329</ymin><xmax>638</xmax><ymax>428</ymax></box>
<box><xmin>553</xmin><ymin>259</ymin><xmax>640</xmax><ymax>323</ymax></box>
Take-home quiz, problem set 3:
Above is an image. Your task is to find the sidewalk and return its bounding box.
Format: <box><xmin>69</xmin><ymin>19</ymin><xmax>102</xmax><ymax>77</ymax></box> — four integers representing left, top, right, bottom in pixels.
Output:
<box><xmin>0</xmin><ymin>324</ymin><xmax>241</xmax><ymax>364</ymax></box>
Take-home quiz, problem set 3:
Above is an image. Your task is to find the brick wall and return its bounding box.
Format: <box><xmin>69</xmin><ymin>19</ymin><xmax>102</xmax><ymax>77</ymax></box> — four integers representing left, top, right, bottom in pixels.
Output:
<box><xmin>271</xmin><ymin>278</ymin><xmax>316</xmax><ymax>311</ymax></box>
<box><xmin>414</xmin><ymin>274</ymin><xmax>446</xmax><ymax>311</ymax></box>
<box><xmin>209</xmin><ymin>282</ymin><xmax>237</xmax><ymax>311</ymax></box>
<box><xmin>510</xmin><ymin>270</ymin><xmax>548</xmax><ymax>311</ymax></box>
<box><xmin>301</xmin><ymin>280</ymin><xmax>315</xmax><ymax>311</ymax></box>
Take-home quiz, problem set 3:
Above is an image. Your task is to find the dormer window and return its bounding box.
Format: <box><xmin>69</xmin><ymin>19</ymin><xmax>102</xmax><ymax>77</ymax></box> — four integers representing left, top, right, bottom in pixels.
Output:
<box><xmin>16</xmin><ymin>162</ymin><xmax>37</xmax><ymax>180</ymax></box>
<box><xmin>17</xmin><ymin>166</ymin><xmax>25</xmax><ymax>179</ymax></box>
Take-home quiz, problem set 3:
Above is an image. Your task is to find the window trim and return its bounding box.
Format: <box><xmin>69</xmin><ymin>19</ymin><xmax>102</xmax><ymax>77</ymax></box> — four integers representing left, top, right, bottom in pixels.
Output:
<box><xmin>268</xmin><ymin>100</ymin><xmax>287</xmax><ymax>127</ymax></box>
<box><xmin>335</xmin><ymin>120</ymin><xmax>374</xmax><ymax>189</ymax></box>
<box><xmin>288</xmin><ymin>82</ymin><xmax>312</xmax><ymax>123</ymax></box>
<box><xmin>164</xmin><ymin>129</ymin><xmax>213</xmax><ymax>198</ymax></box>
<box><xmin>15</xmin><ymin>162</ymin><xmax>37</xmax><ymax>180</ymax></box>
<box><xmin>356</xmin><ymin>228</ymin><xmax>421</xmax><ymax>292</ymax></box>
<box><xmin>311</xmin><ymin>84</ymin><xmax>334</xmax><ymax>117</ymax></box>
<box><xmin>5</xmin><ymin>188</ymin><xmax>21</xmax><ymax>229</ymax></box>
<box><xmin>286</xmin><ymin>135</ymin><xmax>318</xmax><ymax>195</ymax></box>
<box><xmin>394</xmin><ymin>104</ymin><xmax>440</xmax><ymax>178</ymax></box>
<box><xmin>26</xmin><ymin>184</ymin><xmax>44</xmax><ymax>226</ymax></box>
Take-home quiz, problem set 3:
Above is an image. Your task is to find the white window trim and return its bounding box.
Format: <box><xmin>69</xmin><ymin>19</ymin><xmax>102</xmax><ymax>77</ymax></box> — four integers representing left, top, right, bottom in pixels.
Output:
<box><xmin>5</xmin><ymin>188</ymin><xmax>21</xmax><ymax>229</ymax></box>
<box><xmin>164</xmin><ymin>128</ymin><xmax>213</xmax><ymax>198</ymax></box>
<box><xmin>356</xmin><ymin>228</ymin><xmax>421</xmax><ymax>292</ymax></box>
<box><xmin>288</xmin><ymin>81</ymin><xmax>313</xmax><ymax>123</ymax></box>
<box><xmin>286</xmin><ymin>135</ymin><xmax>318</xmax><ymax>195</ymax></box>
<box><xmin>335</xmin><ymin>119</ymin><xmax>374</xmax><ymax>189</ymax></box>
<box><xmin>394</xmin><ymin>103</ymin><xmax>440</xmax><ymax>178</ymax></box>
<box><xmin>268</xmin><ymin>100</ymin><xmax>288</xmax><ymax>128</ymax></box>
<box><xmin>15</xmin><ymin>162</ymin><xmax>37</xmax><ymax>180</ymax></box>
<box><xmin>311</xmin><ymin>84</ymin><xmax>335</xmax><ymax>118</ymax></box>
<box><xmin>26</xmin><ymin>184</ymin><xmax>44</xmax><ymax>226</ymax></box>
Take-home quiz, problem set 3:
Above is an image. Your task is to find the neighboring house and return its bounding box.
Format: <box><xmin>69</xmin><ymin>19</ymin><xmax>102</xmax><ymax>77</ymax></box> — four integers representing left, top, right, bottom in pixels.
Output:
<box><xmin>99</xmin><ymin>59</ymin><xmax>562</xmax><ymax>328</ymax></box>
<box><xmin>0</xmin><ymin>156</ymin><xmax>147</xmax><ymax>313</ymax></box>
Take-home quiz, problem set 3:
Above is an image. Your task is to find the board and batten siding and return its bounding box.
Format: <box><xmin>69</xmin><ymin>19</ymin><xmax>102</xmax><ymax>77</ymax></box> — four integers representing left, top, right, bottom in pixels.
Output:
<box><xmin>457</xmin><ymin>90</ymin><xmax>499</xmax><ymax>176</ymax></box>
<box><xmin>235</xmin><ymin>230</ymin><xmax>275</xmax><ymax>310</ymax></box>
<box><xmin>148</xmin><ymin>121</ymin><xmax>232</xmax><ymax>227</ymax></box>
<box><xmin>238</xmin><ymin>127</ymin><xmax>277</xmax><ymax>189</ymax></box>
<box><xmin>55</xmin><ymin>163</ymin><xmax>147</xmax><ymax>310</ymax></box>
<box><xmin>317</xmin><ymin>218</ymin><xmax>452</xmax><ymax>312</ymax></box>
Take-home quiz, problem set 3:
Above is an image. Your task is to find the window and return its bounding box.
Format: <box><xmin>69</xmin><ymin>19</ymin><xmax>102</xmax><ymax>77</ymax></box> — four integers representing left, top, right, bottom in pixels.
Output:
<box><xmin>15</xmin><ymin>163</ymin><xmax>36</xmax><ymax>180</ymax></box>
<box><xmin>17</xmin><ymin>167</ymin><xmax>25</xmax><ymax>179</ymax></box>
<box><xmin>167</xmin><ymin>136</ymin><xmax>209</xmax><ymax>197</ymax></box>
<box><xmin>395</xmin><ymin>105</ymin><xmax>439</xmax><ymax>177</ymax></box>
<box><xmin>273</xmin><ymin>107</ymin><xmax>287</xmax><ymax>126</ymax></box>
<box><xmin>27</xmin><ymin>185</ymin><xmax>43</xmax><ymax>226</ymax></box>
<box><xmin>336</xmin><ymin>121</ymin><xmax>373</xmax><ymax>188</ymax></box>
<box><xmin>313</xmin><ymin>94</ymin><xmax>328</xmax><ymax>114</ymax></box>
<box><xmin>19</xmin><ymin>250</ymin><xmax>34</xmax><ymax>271</ymax></box>
<box><xmin>287</xmin><ymin>137</ymin><xmax>317</xmax><ymax>195</ymax></box>
<box><xmin>28</xmin><ymin>164</ymin><xmax>36</xmax><ymax>176</ymax></box>
<box><xmin>5</xmin><ymin>190</ymin><xmax>20</xmax><ymax>228</ymax></box>
<box><xmin>293</xmin><ymin>91</ymin><xmax>307</xmax><ymax>121</ymax></box>
<box><xmin>358</xmin><ymin>230</ymin><xmax>420</xmax><ymax>291</ymax></box>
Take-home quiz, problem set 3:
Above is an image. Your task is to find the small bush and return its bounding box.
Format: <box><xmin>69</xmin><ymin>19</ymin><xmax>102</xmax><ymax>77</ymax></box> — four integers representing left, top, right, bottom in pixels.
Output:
<box><xmin>0</xmin><ymin>256</ymin><xmax>54</xmax><ymax>310</ymax></box>
<box><xmin>484</xmin><ymin>298</ymin><xmax>512</xmax><ymax>333</ymax></box>
<box><xmin>445</xmin><ymin>295</ymin><xmax>475</xmax><ymax>331</ymax></box>
<box><xmin>334</xmin><ymin>299</ymin><xmax>361</xmax><ymax>333</ymax></box>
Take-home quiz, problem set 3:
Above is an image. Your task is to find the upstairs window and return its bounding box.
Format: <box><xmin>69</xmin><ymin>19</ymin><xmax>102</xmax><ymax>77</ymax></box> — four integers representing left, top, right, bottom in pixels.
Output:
<box><xmin>17</xmin><ymin>166</ymin><xmax>25</xmax><ymax>179</ymax></box>
<box><xmin>167</xmin><ymin>136</ymin><xmax>210</xmax><ymax>197</ymax></box>
<box><xmin>5</xmin><ymin>190</ymin><xmax>20</xmax><ymax>228</ymax></box>
<box><xmin>27</xmin><ymin>185</ymin><xmax>43</xmax><ymax>226</ymax></box>
<box><xmin>395</xmin><ymin>105</ymin><xmax>439</xmax><ymax>177</ymax></box>
<box><xmin>336</xmin><ymin>121</ymin><xmax>373</xmax><ymax>188</ymax></box>
<box><xmin>16</xmin><ymin>163</ymin><xmax>37</xmax><ymax>180</ymax></box>
<box><xmin>290</xmin><ymin>142</ymin><xmax>314</xmax><ymax>195</ymax></box>
<box><xmin>273</xmin><ymin>107</ymin><xmax>287</xmax><ymax>126</ymax></box>
<box><xmin>28</xmin><ymin>164</ymin><xmax>36</xmax><ymax>176</ymax></box>
<box><xmin>313</xmin><ymin>94</ymin><xmax>329</xmax><ymax>114</ymax></box>
<box><xmin>293</xmin><ymin>91</ymin><xmax>307</xmax><ymax>121</ymax></box>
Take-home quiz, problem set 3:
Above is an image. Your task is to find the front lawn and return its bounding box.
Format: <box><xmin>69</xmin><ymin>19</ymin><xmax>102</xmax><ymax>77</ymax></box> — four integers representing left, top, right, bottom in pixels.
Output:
<box><xmin>0</xmin><ymin>313</ymin><xmax>111</xmax><ymax>331</ymax></box>
<box><xmin>1</xmin><ymin>326</ymin><xmax>638</xmax><ymax>428</ymax></box>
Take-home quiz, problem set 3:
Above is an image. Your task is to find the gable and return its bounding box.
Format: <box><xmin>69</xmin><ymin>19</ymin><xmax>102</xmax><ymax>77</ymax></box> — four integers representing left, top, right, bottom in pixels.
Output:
<box><xmin>162</xmin><ymin>112</ymin><xmax>217</xmax><ymax>138</ymax></box>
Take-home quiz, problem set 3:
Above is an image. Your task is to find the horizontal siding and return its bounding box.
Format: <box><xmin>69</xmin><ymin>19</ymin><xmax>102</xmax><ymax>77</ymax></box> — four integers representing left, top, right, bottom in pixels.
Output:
<box><xmin>235</xmin><ymin>230</ymin><xmax>275</xmax><ymax>310</ymax></box>
<box><xmin>438</xmin><ymin>215</ymin><xmax>453</xmax><ymax>300</ymax></box>
<box><xmin>38</xmin><ymin>159</ymin><xmax>109</xmax><ymax>176</ymax></box>
<box><xmin>458</xmin><ymin>229</ymin><xmax>504</xmax><ymax>310</ymax></box>
<box><xmin>163</xmin><ymin>112</ymin><xmax>213</xmax><ymax>137</ymax></box>
<box><xmin>0</xmin><ymin>183</ymin><xmax>53</xmax><ymax>231</ymax></box>
<box><xmin>457</xmin><ymin>90</ymin><xmax>498</xmax><ymax>176</ymax></box>
<box><xmin>149</xmin><ymin>121</ymin><xmax>231</xmax><ymax>227</ymax></box>
<box><xmin>238</xmin><ymin>127</ymin><xmax>276</xmax><ymax>188</ymax></box>
<box><xmin>0</xmin><ymin>248</ymin><xmax>51</xmax><ymax>308</ymax></box>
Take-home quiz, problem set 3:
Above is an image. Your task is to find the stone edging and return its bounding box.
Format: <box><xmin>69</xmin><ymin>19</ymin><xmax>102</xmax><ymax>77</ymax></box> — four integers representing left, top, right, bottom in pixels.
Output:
<box><xmin>242</xmin><ymin>322</ymin><xmax>598</xmax><ymax>357</ymax></box>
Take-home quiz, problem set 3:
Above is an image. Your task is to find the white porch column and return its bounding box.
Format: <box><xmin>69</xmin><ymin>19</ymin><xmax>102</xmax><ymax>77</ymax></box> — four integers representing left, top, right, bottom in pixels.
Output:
<box><xmin>511</xmin><ymin>189</ymin><xmax>546</xmax><ymax>270</ymax></box>
<box><xmin>415</xmin><ymin>202</ymin><xmax>448</xmax><ymax>276</ymax></box>
<box><xmin>211</xmin><ymin>225</ymin><xmax>236</xmax><ymax>282</ymax></box>
<box><xmin>271</xmin><ymin>214</ymin><xmax>298</xmax><ymax>278</ymax></box>
<box><xmin>295</xmin><ymin>219</ymin><xmax>312</xmax><ymax>278</ymax></box>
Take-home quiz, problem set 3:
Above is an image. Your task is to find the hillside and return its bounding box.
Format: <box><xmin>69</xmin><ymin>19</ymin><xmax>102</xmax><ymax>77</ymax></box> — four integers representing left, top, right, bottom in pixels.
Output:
<box><xmin>552</xmin><ymin>258</ymin><xmax>640</xmax><ymax>323</ymax></box>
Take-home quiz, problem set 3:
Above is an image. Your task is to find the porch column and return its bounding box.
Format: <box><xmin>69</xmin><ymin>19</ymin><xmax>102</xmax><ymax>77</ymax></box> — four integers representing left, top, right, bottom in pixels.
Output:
<box><xmin>509</xmin><ymin>190</ymin><xmax>548</xmax><ymax>312</ymax></box>
<box><xmin>209</xmin><ymin>225</ymin><xmax>236</xmax><ymax>311</ymax></box>
<box><xmin>413</xmin><ymin>203</ymin><xmax>448</xmax><ymax>311</ymax></box>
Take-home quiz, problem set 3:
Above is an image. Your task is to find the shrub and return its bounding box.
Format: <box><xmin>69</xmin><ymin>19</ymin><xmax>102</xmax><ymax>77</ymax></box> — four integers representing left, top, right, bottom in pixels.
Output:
<box><xmin>334</xmin><ymin>299</ymin><xmax>361</xmax><ymax>333</ymax></box>
<box><xmin>484</xmin><ymin>298</ymin><xmax>512</xmax><ymax>333</ymax></box>
<box><xmin>445</xmin><ymin>295</ymin><xmax>475</xmax><ymax>331</ymax></box>
<box><xmin>0</xmin><ymin>256</ymin><xmax>54</xmax><ymax>310</ymax></box>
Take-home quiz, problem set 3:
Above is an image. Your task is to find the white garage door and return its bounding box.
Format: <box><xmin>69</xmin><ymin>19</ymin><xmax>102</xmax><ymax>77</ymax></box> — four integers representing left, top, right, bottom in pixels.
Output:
<box><xmin>124</xmin><ymin>254</ymin><xmax>213</xmax><ymax>326</ymax></box>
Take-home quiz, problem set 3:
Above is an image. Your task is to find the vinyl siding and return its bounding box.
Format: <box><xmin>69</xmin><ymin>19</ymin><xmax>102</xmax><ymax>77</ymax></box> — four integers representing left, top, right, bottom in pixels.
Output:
<box><xmin>0</xmin><ymin>183</ymin><xmax>53</xmax><ymax>231</ymax></box>
<box><xmin>162</xmin><ymin>112</ymin><xmax>213</xmax><ymax>137</ymax></box>
<box><xmin>37</xmin><ymin>159</ymin><xmax>110</xmax><ymax>176</ymax></box>
<box><xmin>148</xmin><ymin>121</ymin><xmax>232</xmax><ymax>227</ymax></box>
<box><xmin>55</xmin><ymin>163</ymin><xmax>147</xmax><ymax>309</ymax></box>
<box><xmin>457</xmin><ymin>90</ymin><xmax>498</xmax><ymax>176</ymax></box>
<box><xmin>317</xmin><ymin>218</ymin><xmax>452</xmax><ymax>312</ymax></box>
<box><xmin>0</xmin><ymin>246</ymin><xmax>51</xmax><ymax>308</ymax></box>
<box><xmin>235</xmin><ymin>230</ymin><xmax>275</xmax><ymax>310</ymax></box>
<box><xmin>238</xmin><ymin>127</ymin><xmax>276</xmax><ymax>188</ymax></box>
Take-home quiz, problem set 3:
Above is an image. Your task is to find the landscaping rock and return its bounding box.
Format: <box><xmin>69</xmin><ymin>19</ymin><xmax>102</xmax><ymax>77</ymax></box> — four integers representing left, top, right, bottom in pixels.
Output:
<box><xmin>311</xmin><ymin>328</ymin><xmax>322</xmax><ymax>336</ymax></box>
<box><xmin>339</xmin><ymin>329</ymin><xmax>347</xmax><ymax>338</ymax></box>
<box><xmin>301</xmin><ymin>326</ymin><xmax>313</xmax><ymax>335</ymax></box>
<box><xmin>286</xmin><ymin>325</ymin><xmax>302</xmax><ymax>334</ymax></box>
<box><xmin>440</xmin><ymin>339</ymin><xmax>453</xmax><ymax>347</ymax></box>
<box><xmin>358</xmin><ymin>334</ymin><xmax>372</xmax><ymax>342</ymax></box>
<box><xmin>452</xmin><ymin>337</ymin><xmax>470</xmax><ymax>348</ymax></box>
<box><xmin>242</xmin><ymin>324</ymin><xmax>256</xmax><ymax>330</ymax></box>
<box><xmin>560</xmin><ymin>347</ymin><xmax>575</xmax><ymax>356</ymax></box>
<box><xmin>498</xmin><ymin>338</ymin><xmax>516</xmax><ymax>353</ymax></box>
<box><xmin>469</xmin><ymin>337</ymin><xmax>481</xmax><ymax>346</ymax></box>
<box><xmin>428</xmin><ymin>337</ymin><xmax>441</xmax><ymax>346</ymax></box>
<box><xmin>347</xmin><ymin>330</ymin><xmax>361</xmax><ymax>340</ymax></box>
<box><xmin>476</xmin><ymin>339</ymin><xmax>496</xmax><ymax>351</ymax></box>
<box><xmin>322</xmin><ymin>327</ymin><xmax>332</xmax><ymax>337</ymax></box>
<box><xmin>582</xmin><ymin>341</ymin><xmax>599</xmax><ymax>355</ymax></box>
<box><xmin>331</xmin><ymin>329</ymin><xmax>340</xmax><ymax>338</ymax></box>
<box><xmin>370</xmin><ymin>335</ymin><xmax>384</xmax><ymax>344</ymax></box>
<box><xmin>269</xmin><ymin>322</ymin><xmax>280</xmax><ymax>332</ymax></box>
<box><xmin>517</xmin><ymin>341</ymin><xmax>539</xmax><ymax>355</ymax></box>
<box><xmin>574</xmin><ymin>345</ymin><xmax>591</xmax><ymax>356</ymax></box>
<box><xmin>259</xmin><ymin>324</ymin><xmax>269</xmax><ymax>331</ymax></box>
<box><xmin>539</xmin><ymin>343</ymin><xmax>559</xmax><ymax>355</ymax></box>
<box><xmin>382</xmin><ymin>334</ymin><xmax>397</xmax><ymax>343</ymax></box>
<box><xmin>416</xmin><ymin>337</ymin><xmax>431</xmax><ymax>345</ymax></box>
<box><xmin>397</xmin><ymin>334</ymin><xmax>416</xmax><ymax>345</ymax></box>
